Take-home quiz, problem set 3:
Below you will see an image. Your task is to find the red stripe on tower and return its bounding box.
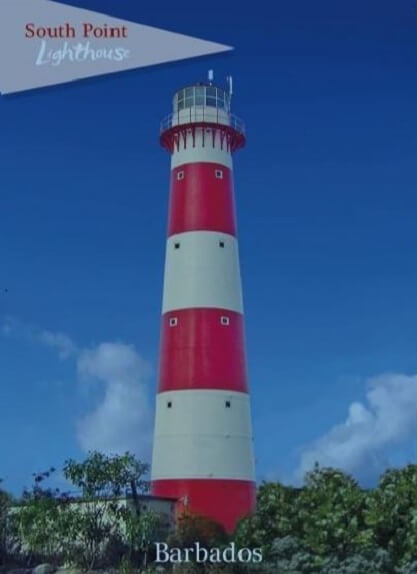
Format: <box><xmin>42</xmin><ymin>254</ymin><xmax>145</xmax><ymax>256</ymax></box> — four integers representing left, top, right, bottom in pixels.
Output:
<box><xmin>168</xmin><ymin>163</ymin><xmax>237</xmax><ymax>236</ymax></box>
<box><xmin>159</xmin><ymin>309</ymin><xmax>248</xmax><ymax>393</ymax></box>
<box><xmin>151</xmin><ymin>79</ymin><xmax>256</xmax><ymax>533</ymax></box>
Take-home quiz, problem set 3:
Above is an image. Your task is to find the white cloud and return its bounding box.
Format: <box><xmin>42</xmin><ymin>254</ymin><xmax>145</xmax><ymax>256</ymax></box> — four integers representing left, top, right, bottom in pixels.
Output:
<box><xmin>38</xmin><ymin>330</ymin><xmax>77</xmax><ymax>359</ymax></box>
<box><xmin>76</xmin><ymin>342</ymin><xmax>153</xmax><ymax>461</ymax></box>
<box><xmin>1</xmin><ymin>316</ymin><xmax>24</xmax><ymax>337</ymax></box>
<box><xmin>1</xmin><ymin>316</ymin><xmax>154</xmax><ymax>461</ymax></box>
<box><xmin>295</xmin><ymin>373</ymin><xmax>417</xmax><ymax>483</ymax></box>
<box><xmin>1</xmin><ymin>316</ymin><xmax>77</xmax><ymax>359</ymax></box>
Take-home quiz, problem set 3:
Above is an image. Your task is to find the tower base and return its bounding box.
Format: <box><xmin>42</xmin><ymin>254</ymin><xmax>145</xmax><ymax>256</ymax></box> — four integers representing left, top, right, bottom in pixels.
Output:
<box><xmin>151</xmin><ymin>478</ymin><xmax>256</xmax><ymax>533</ymax></box>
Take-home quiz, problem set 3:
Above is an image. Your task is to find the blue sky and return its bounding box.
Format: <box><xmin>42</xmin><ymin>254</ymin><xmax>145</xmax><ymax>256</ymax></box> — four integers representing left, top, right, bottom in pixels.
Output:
<box><xmin>1</xmin><ymin>0</ymin><xmax>416</xmax><ymax>495</ymax></box>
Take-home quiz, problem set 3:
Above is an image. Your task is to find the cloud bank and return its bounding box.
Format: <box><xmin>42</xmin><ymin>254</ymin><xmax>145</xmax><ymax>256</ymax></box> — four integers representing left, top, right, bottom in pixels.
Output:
<box><xmin>76</xmin><ymin>342</ymin><xmax>153</xmax><ymax>460</ymax></box>
<box><xmin>1</xmin><ymin>316</ymin><xmax>78</xmax><ymax>358</ymax></box>
<box><xmin>1</xmin><ymin>316</ymin><xmax>153</xmax><ymax>460</ymax></box>
<box><xmin>296</xmin><ymin>373</ymin><xmax>417</xmax><ymax>484</ymax></box>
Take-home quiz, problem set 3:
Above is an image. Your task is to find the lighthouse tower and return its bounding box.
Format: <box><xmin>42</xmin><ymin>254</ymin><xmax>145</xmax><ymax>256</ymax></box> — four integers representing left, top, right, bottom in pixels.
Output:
<box><xmin>151</xmin><ymin>76</ymin><xmax>256</xmax><ymax>533</ymax></box>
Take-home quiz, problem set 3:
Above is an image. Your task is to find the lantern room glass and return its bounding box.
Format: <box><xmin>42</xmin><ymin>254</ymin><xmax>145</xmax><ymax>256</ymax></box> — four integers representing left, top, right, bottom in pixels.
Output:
<box><xmin>173</xmin><ymin>85</ymin><xmax>231</xmax><ymax>112</ymax></box>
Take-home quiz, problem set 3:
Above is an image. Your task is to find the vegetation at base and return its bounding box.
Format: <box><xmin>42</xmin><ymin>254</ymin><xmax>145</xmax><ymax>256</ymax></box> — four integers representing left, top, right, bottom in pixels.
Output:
<box><xmin>232</xmin><ymin>464</ymin><xmax>417</xmax><ymax>573</ymax></box>
<box><xmin>2</xmin><ymin>455</ymin><xmax>417</xmax><ymax>572</ymax></box>
<box><xmin>1</xmin><ymin>452</ymin><xmax>163</xmax><ymax>571</ymax></box>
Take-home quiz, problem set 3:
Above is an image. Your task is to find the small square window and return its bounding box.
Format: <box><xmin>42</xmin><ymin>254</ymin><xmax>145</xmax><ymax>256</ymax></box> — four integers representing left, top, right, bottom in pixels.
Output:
<box><xmin>225</xmin><ymin>400</ymin><xmax>231</xmax><ymax>408</ymax></box>
<box><xmin>219</xmin><ymin>240</ymin><xmax>225</xmax><ymax>248</ymax></box>
<box><xmin>215</xmin><ymin>169</ymin><xmax>223</xmax><ymax>179</ymax></box>
<box><xmin>174</xmin><ymin>242</ymin><xmax>180</xmax><ymax>249</ymax></box>
<box><xmin>167</xmin><ymin>401</ymin><xmax>172</xmax><ymax>408</ymax></box>
<box><xmin>221</xmin><ymin>316</ymin><xmax>230</xmax><ymax>326</ymax></box>
<box><xmin>177</xmin><ymin>171</ymin><xmax>184</xmax><ymax>181</ymax></box>
<box><xmin>169</xmin><ymin>317</ymin><xmax>178</xmax><ymax>327</ymax></box>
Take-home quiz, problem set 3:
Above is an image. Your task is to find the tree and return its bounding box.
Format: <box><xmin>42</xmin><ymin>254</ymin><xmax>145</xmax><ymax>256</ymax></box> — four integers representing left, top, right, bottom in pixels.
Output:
<box><xmin>364</xmin><ymin>465</ymin><xmax>417</xmax><ymax>566</ymax></box>
<box><xmin>233</xmin><ymin>466</ymin><xmax>391</xmax><ymax>572</ymax></box>
<box><xmin>123</xmin><ymin>508</ymin><xmax>163</xmax><ymax>567</ymax></box>
<box><xmin>294</xmin><ymin>465</ymin><xmax>367</xmax><ymax>561</ymax></box>
<box><xmin>14</xmin><ymin>452</ymin><xmax>151</xmax><ymax>570</ymax></box>
<box><xmin>62</xmin><ymin>451</ymin><xmax>150</xmax><ymax>570</ymax></box>
<box><xmin>16</xmin><ymin>468</ymin><xmax>76</xmax><ymax>565</ymax></box>
<box><xmin>0</xmin><ymin>479</ymin><xmax>12</xmax><ymax>565</ymax></box>
<box><xmin>234</xmin><ymin>481</ymin><xmax>302</xmax><ymax>557</ymax></box>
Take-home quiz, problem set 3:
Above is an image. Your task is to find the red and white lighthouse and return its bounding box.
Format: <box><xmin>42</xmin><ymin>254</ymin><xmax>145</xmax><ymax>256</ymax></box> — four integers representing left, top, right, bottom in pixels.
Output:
<box><xmin>151</xmin><ymin>77</ymin><xmax>256</xmax><ymax>533</ymax></box>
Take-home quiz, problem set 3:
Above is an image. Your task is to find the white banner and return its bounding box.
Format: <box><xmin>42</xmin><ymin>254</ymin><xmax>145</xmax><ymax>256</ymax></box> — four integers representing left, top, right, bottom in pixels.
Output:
<box><xmin>0</xmin><ymin>0</ymin><xmax>232</xmax><ymax>94</ymax></box>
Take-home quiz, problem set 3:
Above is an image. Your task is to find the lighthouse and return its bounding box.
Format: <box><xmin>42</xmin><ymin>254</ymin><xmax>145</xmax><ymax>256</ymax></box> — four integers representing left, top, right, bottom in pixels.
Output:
<box><xmin>151</xmin><ymin>76</ymin><xmax>256</xmax><ymax>533</ymax></box>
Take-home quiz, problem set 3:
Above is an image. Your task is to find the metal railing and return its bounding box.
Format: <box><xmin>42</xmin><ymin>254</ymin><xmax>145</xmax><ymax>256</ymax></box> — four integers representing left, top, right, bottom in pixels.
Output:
<box><xmin>160</xmin><ymin>107</ymin><xmax>245</xmax><ymax>136</ymax></box>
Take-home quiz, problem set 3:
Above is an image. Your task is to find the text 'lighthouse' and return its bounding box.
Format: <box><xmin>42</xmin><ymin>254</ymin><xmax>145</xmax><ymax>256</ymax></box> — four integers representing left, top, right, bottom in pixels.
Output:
<box><xmin>151</xmin><ymin>77</ymin><xmax>256</xmax><ymax>533</ymax></box>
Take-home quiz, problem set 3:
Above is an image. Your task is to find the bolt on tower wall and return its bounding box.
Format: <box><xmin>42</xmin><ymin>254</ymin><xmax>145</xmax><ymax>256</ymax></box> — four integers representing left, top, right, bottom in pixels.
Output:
<box><xmin>151</xmin><ymin>81</ymin><xmax>256</xmax><ymax>533</ymax></box>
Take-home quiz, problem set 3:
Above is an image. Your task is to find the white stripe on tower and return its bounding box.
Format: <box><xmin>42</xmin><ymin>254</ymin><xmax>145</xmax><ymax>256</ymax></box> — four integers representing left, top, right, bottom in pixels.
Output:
<box><xmin>162</xmin><ymin>231</ymin><xmax>243</xmax><ymax>314</ymax></box>
<box><xmin>152</xmin><ymin>390</ymin><xmax>255</xmax><ymax>480</ymax></box>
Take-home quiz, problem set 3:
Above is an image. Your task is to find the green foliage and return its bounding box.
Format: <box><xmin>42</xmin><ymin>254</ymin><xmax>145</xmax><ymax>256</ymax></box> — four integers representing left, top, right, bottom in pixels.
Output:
<box><xmin>17</xmin><ymin>492</ymin><xmax>76</xmax><ymax>563</ymax></box>
<box><xmin>364</xmin><ymin>465</ymin><xmax>417</xmax><ymax>565</ymax></box>
<box><xmin>0</xmin><ymin>480</ymin><xmax>12</xmax><ymax>564</ymax></box>
<box><xmin>232</xmin><ymin>465</ymin><xmax>417</xmax><ymax>573</ymax></box>
<box><xmin>12</xmin><ymin>452</ymin><xmax>151</xmax><ymax>570</ymax></box>
<box><xmin>296</xmin><ymin>465</ymin><xmax>367</xmax><ymax>559</ymax></box>
<box><xmin>124</xmin><ymin>464</ymin><xmax>417</xmax><ymax>572</ymax></box>
<box><xmin>5</xmin><ymin>458</ymin><xmax>417</xmax><ymax>571</ymax></box>
<box><xmin>61</xmin><ymin>451</ymin><xmax>150</xmax><ymax>570</ymax></box>
<box><xmin>234</xmin><ymin>481</ymin><xmax>301</xmax><ymax>556</ymax></box>
<box><xmin>269</xmin><ymin>536</ymin><xmax>316</xmax><ymax>573</ymax></box>
<box><xmin>397</xmin><ymin>561</ymin><xmax>417</xmax><ymax>574</ymax></box>
<box><xmin>319</xmin><ymin>547</ymin><xmax>394</xmax><ymax>574</ymax></box>
<box><xmin>122</xmin><ymin>508</ymin><xmax>164</xmax><ymax>567</ymax></box>
<box><xmin>168</xmin><ymin>514</ymin><xmax>228</xmax><ymax>550</ymax></box>
<box><xmin>15</xmin><ymin>468</ymin><xmax>77</xmax><ymax>564</ymax></box>
<box><xmin>118</xmin><ymin>554</ymin><xmax>139</xmax><ymax>574</ymax></box>
<box><xmin>63</xmin><ymin>451</ymin><xmax>149</xmax><ymax>500</ymax></box>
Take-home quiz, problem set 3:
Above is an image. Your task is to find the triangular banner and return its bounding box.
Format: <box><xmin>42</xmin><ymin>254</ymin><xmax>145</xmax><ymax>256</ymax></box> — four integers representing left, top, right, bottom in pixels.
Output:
<box><xmin>0</xmin><ymin>0</ymin><xmax>232</xmax><ymax>94</ymax></box>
